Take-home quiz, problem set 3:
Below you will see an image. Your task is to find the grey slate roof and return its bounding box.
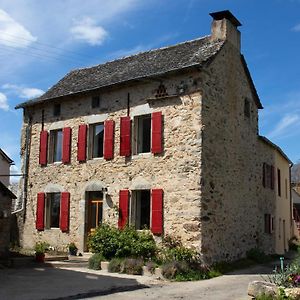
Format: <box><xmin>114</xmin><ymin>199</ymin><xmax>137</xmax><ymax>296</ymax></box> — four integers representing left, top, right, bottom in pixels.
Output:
<box><xmin>16</xmin><ymin>36</ymin><xmax>225</xmax><ymax>108</ymax></box>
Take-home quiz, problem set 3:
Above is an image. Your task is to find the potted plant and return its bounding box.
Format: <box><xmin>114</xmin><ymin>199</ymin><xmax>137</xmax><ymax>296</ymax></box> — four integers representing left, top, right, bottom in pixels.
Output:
<box><xmin>34</xmin><ymin>242</ymin><xmax>49</xmax><ymax>263</ymax></box>
<box><xmin>68</xmin><ymin>242</ymin><xmax>78</xmax><ymax>256</ymax></box>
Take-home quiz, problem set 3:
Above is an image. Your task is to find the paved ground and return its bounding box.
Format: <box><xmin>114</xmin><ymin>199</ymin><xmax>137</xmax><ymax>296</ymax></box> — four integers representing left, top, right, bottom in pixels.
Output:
<box><xmin>0</xmin><ymin>260</ymin><xmax>277</xmax><ymax>300</ymax></box>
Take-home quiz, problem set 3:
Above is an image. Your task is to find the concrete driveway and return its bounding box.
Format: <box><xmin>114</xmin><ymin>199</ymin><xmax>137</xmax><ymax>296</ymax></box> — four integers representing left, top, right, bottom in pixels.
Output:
<box><xmin>0</xmin><ymin>261</ymin><xmax>276</xmax><ymax>300</ymax></box>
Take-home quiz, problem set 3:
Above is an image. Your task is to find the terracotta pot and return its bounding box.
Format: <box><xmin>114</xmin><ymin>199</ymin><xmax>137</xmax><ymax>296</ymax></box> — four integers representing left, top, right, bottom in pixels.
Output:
<box><xmin>35</xmin><ymin>253</ymin><xmax>45</xmax><ymax>263</ymax></box>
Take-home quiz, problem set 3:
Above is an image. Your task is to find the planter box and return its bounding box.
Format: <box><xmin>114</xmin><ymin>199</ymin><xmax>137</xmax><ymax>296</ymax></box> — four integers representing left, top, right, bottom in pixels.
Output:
<box><xmin>101</xmin><ymin>261</ymin><xmax>109</xmax><ymax>271</ymax></box>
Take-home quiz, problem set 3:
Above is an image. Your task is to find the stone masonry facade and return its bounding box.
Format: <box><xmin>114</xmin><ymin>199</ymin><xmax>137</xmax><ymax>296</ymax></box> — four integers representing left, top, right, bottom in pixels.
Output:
<box><xmin>17</xmin><ymin>11</ymin><xmax>292</xmax><ymax>264</ymax></box>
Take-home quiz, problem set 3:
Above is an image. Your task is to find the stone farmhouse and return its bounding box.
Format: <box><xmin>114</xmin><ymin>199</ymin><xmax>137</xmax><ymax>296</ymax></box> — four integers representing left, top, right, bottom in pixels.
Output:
<box><xmin>15</xmin><ymin>10</ymin><xmax>292</xmax><ymax>263</ymax></box>
<box><xmin>0</xmin><ymin>149</ymin><xmax>16</xmax><ymax>256</ymax></box>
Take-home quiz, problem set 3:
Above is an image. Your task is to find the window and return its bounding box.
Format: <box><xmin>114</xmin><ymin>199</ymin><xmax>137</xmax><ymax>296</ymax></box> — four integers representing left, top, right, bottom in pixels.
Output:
<box><xmin>130</xmin><ymin>190</ymin><xmax>151</xmax><ymax>230</ymax></box>
<box><xmin>53</xmin><ymin>103</ymin><xmax>61</xmax><ymax>116</ymax></box>
<box><xmin>45</xmin><ymin>193</ymin><xmax>60</xmax><ymax>228</ymax></box>
<box><xmin>89</xmin><ymin>123</ymin><xmax>104</xmax><ymax>158</ymax></box>
<box><xmin>49</xmin><ymin>129</ymin><xmax>63</xmax><ymax>162</ymax></box>
<box><xmin>264</xmin><ymin>214</ymin><xmax>272</xmax><ymax>234</ymax></box>
<box><xmin>91</xmin><ymin>96</ymin><xmax>100</xmax><ymax>109</ymax></box>
<box><xmin>277</xmin><ymin>168</ymin><xmax>281</xmax><ymax>197</ymax></box>
<box><xmin>244</xmin><ymin>98</ymin><xmax>250</xmax><ymax>118</ymax></box>
<box><xmin>134</xmin><ymin>114</ymin><xmax>151</xmax><ymax>154</ymax></box>
<box><xmin>262</xmin><ymin>163</ymin><xmax>274</xmax><ymax>190</ymax></box>
<box><xmin>285</xmin><ymin>178</ymin><xmax>288</xmax><ymax>199</ymax></box>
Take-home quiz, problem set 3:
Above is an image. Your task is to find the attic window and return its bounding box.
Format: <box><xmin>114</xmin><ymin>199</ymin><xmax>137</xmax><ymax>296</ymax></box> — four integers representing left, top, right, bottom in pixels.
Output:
<box><xmin>244</xmin><ymin>98</ymin><xmax>250</xmax><ymax>118</ymax></box>
<box><xmin>53</xmin><ymin>103</ymin><xmax>61</xmax><ymax>117</ymax></box>
<box><xmin>91</xmin><ymin>96</ymin><xmax>100</xmax><ymax>108</ymax></box>
<box><xmin>155</xmin><ymin>83</ymin><xmax>168</xmax><ymax>98</ymax></box>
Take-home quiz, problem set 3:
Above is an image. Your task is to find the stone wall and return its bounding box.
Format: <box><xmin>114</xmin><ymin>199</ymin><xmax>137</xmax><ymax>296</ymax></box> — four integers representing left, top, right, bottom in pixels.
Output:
<box><xmin>21</xmin><ymin>71</ymin><xmax>204</xmax><ymax>252</ymax></box>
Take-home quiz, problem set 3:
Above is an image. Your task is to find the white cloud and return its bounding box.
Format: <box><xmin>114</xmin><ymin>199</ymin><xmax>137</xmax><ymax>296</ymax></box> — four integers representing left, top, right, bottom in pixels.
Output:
<box><xmin>70</xmin><ymin>17</ymin><xmax>108</xmax><ymax>46</ymax></box>
<box><xmin>0</xmin><ymin>92</ymin><xmax>9</xmax><ymax>111</ymax></box>
<box><xmin>2</xmin><ymin>84</ymin><xmax>44</xmax><ymax>99</ymax></box>
<box><xmin>292</xmin><ymin>23</ymin><xmax>300</xmax><ymax>32</ymax></box>
<box><xmin>267</xmin><ymin>114</ymin><xmax>300</xmax><ymax>138</ymax></box>
<box><xmin>0</xmin><ymin>9</ymin><xmax>37</xmax><ymax>48</ymax></box>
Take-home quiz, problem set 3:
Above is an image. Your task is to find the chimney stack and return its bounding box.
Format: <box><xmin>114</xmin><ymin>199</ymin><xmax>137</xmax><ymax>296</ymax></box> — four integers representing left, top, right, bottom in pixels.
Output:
<box><xmin>209</xmin><ymin>10</ymin><xmax>242</xmax><ymax>51</ymax></box>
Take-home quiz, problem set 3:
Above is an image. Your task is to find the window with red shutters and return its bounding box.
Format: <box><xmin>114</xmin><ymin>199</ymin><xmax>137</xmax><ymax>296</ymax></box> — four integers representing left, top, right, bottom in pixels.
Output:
<box><xmin>77</xmin><ymin>124</ymin><xmax>87</xmax><ymax>162</ymax></box>
<box><xmin>151</xmin><ymin>112</ymin><xmax>162</xmax><ymax>154</ymax></box>
<box><xmin>118</xmin><ymin>190</ymin><xmax>129</xmax><ymax>229</ymax></box>
<box><xmin>36</xmin><ymin>192</ymin><xmax>45</xmax><ymax>230</ymax></box>
<box><xmin>151</xmin><ymin>189</ymin><xmax>163</xmax><ymax>235</ymax></box>
<box><xmin>104</xmin><ymin>120</ymin><xmax>114</xmax><ymax>160</ymax></box>
<box><xmin>120</xmin><ymin>116</ymin><xmax>131</xmax><ymax>156</ymax></box>
<box><xmin>60</xmin><ymin>192</ymin><xmax>70</xmax><ymax>232</ymax></box>
<box><xmin>62</xmin><ymin>127</ymin><xmax>71</xmax><ymax>164</ymax></box>
<box><xmin>39</xmin><ymin>131</ymin><xmax>48</xmax><ymax>166</ymax></box>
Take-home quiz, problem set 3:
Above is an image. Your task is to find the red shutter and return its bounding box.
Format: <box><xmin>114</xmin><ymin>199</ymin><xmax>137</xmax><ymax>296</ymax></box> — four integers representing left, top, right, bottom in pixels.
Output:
<box><xmin>60</xmin><ymin>192</ymin><xmax>70</xmax><ymax>232</ymax></box>
<box><xmin>151</xmin><ymin>189</ymin><xmax>163</xmax><ymax>235</ymax></box>
<box><xmin>271</xmin><ymin>165</ymin><xmax>275</xmax><ymax>190</ymax></box>
<box><xmin>77</xmin><ymin>124</ymin><xmax>87</xmax><ymax>162</ymax></box>
<box><xmin>104</xmin><ymin>120</ymin><xmax>114</xmax><ymax>160</ymax></box>
<box><xmin>36</xmin><ymin>193</ymin><xmax>45</xmax><ymax>231</ymax></box>
<box><xmin>120</xmin><ymin>116</ymin><xmax>131</xmax><ymax>156</ymax></box>
<box><xmin>62</xmin><ymin>127</ymin><xmax>72</xmax><ymax>164</ymax></box>
<box><xmin>39</xmin><ymin>131</ymin><xmax>48</xmax><ymax>166</ymax></box>
<box><xmin>118</xmin><ymin>190</ymin><xmax>129</xmax><ymax>229</ymax></box>
<box><xmin>151</xmin><ymin>112</ymin><xmax>163</xmax><ymax>154</ymax></box>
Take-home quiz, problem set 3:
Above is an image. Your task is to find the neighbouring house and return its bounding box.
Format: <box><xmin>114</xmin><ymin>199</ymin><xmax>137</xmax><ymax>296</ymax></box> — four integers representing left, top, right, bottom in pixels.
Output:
<box><xmin>0</xmin><ymin>149</ymin><xmax>16</xmax><ymax>256</ymax></box>
<box><xmin>15</xmin><ymin>10</ymin><xmax>292</xmax><ymax>263</ymax></box>
<box><xmin>292</xmin><ymin>186</ymin><xmax>300</xmax><ymax>235</ymax></box>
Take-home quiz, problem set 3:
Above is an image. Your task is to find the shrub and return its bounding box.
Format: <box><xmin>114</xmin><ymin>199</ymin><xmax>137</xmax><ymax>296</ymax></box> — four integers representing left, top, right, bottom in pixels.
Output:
<box><xmin>246</xmin><ymin>248</ymin><xmax>268</xmax><ymax>263</ymax></box>
<box><xmin>88</xmin><ymin>224</ymin><xmax>157</xmax><ymax>260</ymax></box>
<box><xmin>288</xmin><ymin>236</ymin><xmax>299</xmax><ymax>251</ymax></box>
<box><xmin>88</xmin><ymin>253</ymin><xmax>104</xmax><ymax>270</ymax></box>
<box><xmin>161</xmin><ymin>261</ymin><xmax>190</xmax><ymax>279</ymax></box>
<box><xmin>146</xmin><ymin>261</ymin><xmax>156</xmax><ymax>274</ymax></box>
<box><xmin>108</xmin><ymin>258</ymin><xmax>123</xmax><ymax>273</ymax></box>
<box><xmin>123</xmin><ymin>258</ymin><xmax>143</xmax><ymax>275</ymax></box>
<box><xmin>34</xmin><ymin>242</ymin><xmax>50</xmax><ymax>255</ymax></box>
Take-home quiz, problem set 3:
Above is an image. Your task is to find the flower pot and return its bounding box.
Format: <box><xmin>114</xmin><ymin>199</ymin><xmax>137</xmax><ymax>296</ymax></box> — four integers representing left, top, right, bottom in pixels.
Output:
<box><xmin>35</xmin><ymin>253</ymin><xmax>45</xmax><ymax>263</ymax></box>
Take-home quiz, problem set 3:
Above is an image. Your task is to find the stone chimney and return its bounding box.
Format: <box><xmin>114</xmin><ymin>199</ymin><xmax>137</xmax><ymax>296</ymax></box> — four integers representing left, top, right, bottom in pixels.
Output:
<box><xmin>209</xmin><ymin>10</ymin><xmax>242</xmax><ymax>50</ymax></box>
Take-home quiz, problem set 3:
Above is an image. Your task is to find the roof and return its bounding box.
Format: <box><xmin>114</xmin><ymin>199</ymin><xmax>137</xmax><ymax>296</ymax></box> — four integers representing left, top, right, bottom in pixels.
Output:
<box><xmin>0</xmin><ymin>148</ymin><xmax>14</xmax><ymax>165</ymax></box>
<box><xmin>258</xmin><ymin>135</ymin><xmax>292</xmax><ymax>165</ymax></box>
<box><xmin>0</xmin><ymin>181</ymin><xmax>16</xmax><ymax>199</ymax></box>
<box><xmin>16</xmin><ymin>36</ymin><xmax>225</xmax><ymax>108</ymax></box>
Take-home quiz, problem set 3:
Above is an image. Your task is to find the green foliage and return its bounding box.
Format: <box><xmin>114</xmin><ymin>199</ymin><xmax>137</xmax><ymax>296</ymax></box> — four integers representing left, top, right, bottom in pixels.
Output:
<box><xmin>246</xmin><ymin>248</ymin><xmax>268</xmax><ymax>263</ymax></box>
<box><xmin>123</xmin><ymin>258</ymin><xmax>143</xmax><ymax>275</ymax></box>
<box><xmin>108</xmin><ymin>258</ymin><xmax>123</xmax><ymax>273</ymax></box>
<box><xmin>288</xmin><ymin>236</ymin><xmax>299</xmax><ymax>251</ymax></box>
<box><xmin>68</xmin><ymin>242</ymin><xmax>78</xmax><ymax>252</ymax></box>
<box><xmin>255</xmin><ymin>288</ymin><xmax>292</xmax><ymax>300</ymax></box>
<box><xmin>34</xmin><ymin>242</ymin><xmax>50</xmax><ymax>255</ymax></box>
<box><xmin>146</xmin><ymin>261</ymin><xmax>156</xmax><ymax>274</ymax></box>
<box><xmin>88</xmin><ymin>224</ymin><xmax>157</xmax><ymax>260</ymax></box>
<box><xmin>88</xmin><ymin>253</ymin><xmax>104</xmax><ymax>270</ymax></box>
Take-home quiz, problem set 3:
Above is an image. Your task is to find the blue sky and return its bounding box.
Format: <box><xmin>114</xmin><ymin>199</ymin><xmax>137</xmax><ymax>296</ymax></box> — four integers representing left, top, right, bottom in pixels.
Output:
<box><xmin>0</xmin><ymin>0</ymin><xmax>299</xmax><ymax>177</ymax></box>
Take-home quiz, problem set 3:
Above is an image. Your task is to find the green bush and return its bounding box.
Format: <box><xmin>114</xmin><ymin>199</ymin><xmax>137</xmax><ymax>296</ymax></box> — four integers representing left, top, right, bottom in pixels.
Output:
<box><xmin>88</xmin><ymin>253</ymin><xmax>104</xmax><ymax>270</ymax></box>
<box><xmin>88</xmin><ymin>224</ymin><xmax>157</xmax><ymax>260</ymax></box>
<box><xmin>108</xmin><ymin>258</ymin><xmax>123</xmax><ymax>273</ymax></box>
<box><xmin>146</xmin><ymin>261</ymin><xmax>156</xmax><ymax>274</ymax></box>
<box><xmin>123</xmin><ymin>258</ymin><xmax>143</xmax><ymax>275</ymax></box>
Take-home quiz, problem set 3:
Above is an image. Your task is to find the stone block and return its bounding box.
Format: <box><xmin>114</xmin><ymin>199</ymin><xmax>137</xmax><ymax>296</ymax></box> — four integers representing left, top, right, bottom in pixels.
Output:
<box><xmin>247</xmin><ymin>281</ymin><xmax>278</xmax><ymax>298</ymax></box>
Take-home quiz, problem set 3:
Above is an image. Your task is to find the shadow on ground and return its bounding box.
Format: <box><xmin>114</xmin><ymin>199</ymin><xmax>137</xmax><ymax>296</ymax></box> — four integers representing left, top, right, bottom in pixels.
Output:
<box><xmin>0</xmin><ymin>265</ymin><xmax>148</xmax><ymax>300</ymax></box>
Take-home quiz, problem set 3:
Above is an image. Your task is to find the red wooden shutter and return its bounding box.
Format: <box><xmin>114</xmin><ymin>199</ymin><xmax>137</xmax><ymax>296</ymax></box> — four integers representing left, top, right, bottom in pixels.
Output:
<box><xmin>118</xmin><ymin>190</ymin><xmax>129</xmax><ymax>229</ymax></box>
<box><xmin>151</xmin><ymin>189</ymin><xmax>163</xmax><ymax>235</ymax></box>
<box><xmin>104</xmin><ymin>120</ymin><xmax>114</xmax><ymax>160</ymax></box>
<box><xmin>39</xmin><ymin>131</ymin><xmax>48</xmax><ymax>166</ymax></box>
<box><xmin>271</xmin><ymin>165</ymin><xmax>275</xmax><ymax>190</ymax></box>
<box><xmin>151</xmin><ymin>112</ymin><xmax>162</xmax><ymax>154</ymax></box>
<box><xmin>36</xmin><ymin>192</ymin><xmax>45</xmax><ymax>231</ymax></box>
<box><xmin>77</xmin><ymin>124</ymin><xmax>87</xmax><ymax>162</ymax></box>
<box><xmin>60</xmin><ymin>192</ymin><xmax>70</xmax><ymax>232</ymax></box>
<box><xmin>120</xmin><ymin>116</ymin><xmax>131</xmax><ymax>156</ymax></box>
<box><xmin>62</xmin><ymin>127</ymin><xmax>72</xmax><ymax>164</ymax></box>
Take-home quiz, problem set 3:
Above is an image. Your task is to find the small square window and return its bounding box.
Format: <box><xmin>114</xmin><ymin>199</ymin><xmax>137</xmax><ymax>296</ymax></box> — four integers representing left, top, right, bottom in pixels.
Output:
<box><xmin>91</xmin><ymin>96</ymin><xmax>100</xmax><ymax>109</ymax></box>
<box><xmin>45</xmin><ymin>193</ymin><xmax>61</xmax><ymax>228</ymax></box>
<box><xmin>134</xmin><ymin>114</ymin><xmax>151</xmax><ymax>154</ymax></box>
<box><xmin>89</xmin><ymin>123</ymin><xmax>104</xmax><ymax>158</ymax></box>
<box><xmin>53</xmin><ymin>103</ymin><xmax>61</xmax><ymax>117</ymax></box>
<box><xmin>244</xmin><ymin>98</ymin><xmax>250</xmax><ymax>118</ymax></box>
<box><xmin>130</xmin><ymin>190</ymin><xmax>151</xmax><ymax>230</ymax></box>
<box><xmin>49</xmin><ymin>129</ymin><xmax>63</xmax><ymax>163</ymax></box>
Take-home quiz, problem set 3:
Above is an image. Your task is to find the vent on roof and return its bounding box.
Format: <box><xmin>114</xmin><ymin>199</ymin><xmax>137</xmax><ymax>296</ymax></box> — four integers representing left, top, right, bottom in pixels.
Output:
<box><xmin>155</xmin><ymin>83</ymin><xmax>168</xmax><ymax>98</ymax></box>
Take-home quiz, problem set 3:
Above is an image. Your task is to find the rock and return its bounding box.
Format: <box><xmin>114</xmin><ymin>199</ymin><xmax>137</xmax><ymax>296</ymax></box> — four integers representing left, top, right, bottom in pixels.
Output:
<box><xmin>285</xmin><ymin>288</ymin><xmax>300</xmax><ymax>300</ymax></box>
<box><xmin>247</xmin><ymin>281</ymin><xmax>278</xmax><ymax>298</ymax></box>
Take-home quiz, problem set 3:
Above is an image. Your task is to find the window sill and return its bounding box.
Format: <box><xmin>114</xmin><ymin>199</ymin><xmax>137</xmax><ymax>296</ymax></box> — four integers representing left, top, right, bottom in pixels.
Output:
<box><xmin>132</xmin><ymin>152</ymin><xmax>152</xmax><ymax>159</ymax></box>
<box><xmin>45</xmin><ymin>227</ymin><xmax>60</xmax><ymax>230</ymax></box>
<box><xmin>48</xmin><ymin>161</ymin><xmax>63</xmax><ymax>166</ymax></box>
